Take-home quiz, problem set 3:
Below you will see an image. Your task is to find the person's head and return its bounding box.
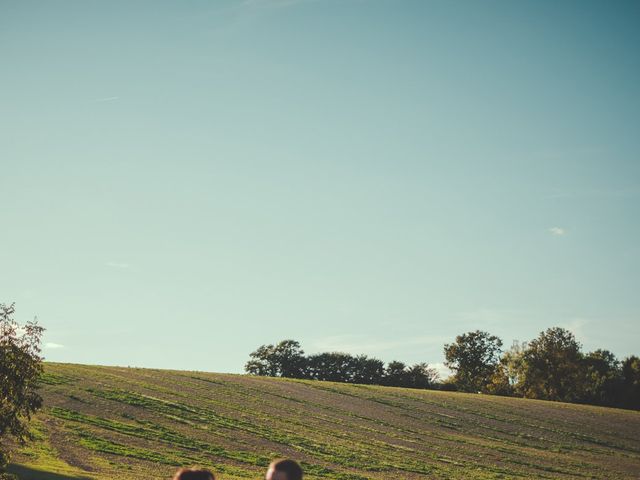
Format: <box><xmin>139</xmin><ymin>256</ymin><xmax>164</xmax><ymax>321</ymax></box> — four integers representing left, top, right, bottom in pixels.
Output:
<box><xmin>172</xmin><ymin>467</ymin><xmax>215</xmax><ymax>480</ymax></box>
<box><xmin>265</xmin><ymin>459</ymin><xmax>303</xmax><ymax>480</ymax></box>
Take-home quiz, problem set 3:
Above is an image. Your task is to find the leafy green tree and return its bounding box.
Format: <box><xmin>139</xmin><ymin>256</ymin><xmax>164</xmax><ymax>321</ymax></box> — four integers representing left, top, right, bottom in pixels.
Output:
<box><xmin>272</xmin><ymin>340</ymin><xmax>307</xmax><ymax>378</ymax></box>
<box><xmin>502</xmin><ymin>341</ymin><xmax>527</xmax><ymax>388</ymax></box>
<box><xmin>245</xmin><ymin>340</ymin><xmax>306</xmax><ymax>378</ymax></box>
<box><xmin>581</xmin><ymin>349</ymin><xmax>621</xmax><ymax>406</ymax></box>
<box><xmin>444</xmin><ymin>330</ymin><xmax>503</xmax><ymax>392</ymax></box>
<box><xmin>383</xmin><ymin>360</ymin><xmax>408</xmax><ymax>387</ymax></box>
<box><xmin>619</xmin><ymin>355</ymin><xmax>640</xmax><ymax>410</ymax></box>
<box><xmin>0</xmin><ymin>303</ymin><xmax>44</xmax><ymax>472</ymax></box>
<box><xmin>486</xmin><ymin>341</ymin><xmax>527</xmax><ymax>396</ymax></box>
<box><xmin>351</xmin><ymin>355</ymin><xmax>385</xmax><ymax>385</ymax></box>
<box><xmin>405</xmin><ymin>363</ymin><xmax>439</xmax><ymax>389</ymax></box>
<box><xmin>485</xmin><ymin>363</ymin><xmax>513</xmax><ymax>396</ymax></box>
<box><xmin>306</xmin><ymin>352</ymin><xmax>356</xmax><ymax>382</ymax></box>
<box><xmin>519</xmin><ymin>327</ymin><xmax>584</xmax><ymax>402</ymax></box>
<box><xmin>245</xmin><ymin>344</ymin><xmax>278</xmax><ymax>376</ymax></box>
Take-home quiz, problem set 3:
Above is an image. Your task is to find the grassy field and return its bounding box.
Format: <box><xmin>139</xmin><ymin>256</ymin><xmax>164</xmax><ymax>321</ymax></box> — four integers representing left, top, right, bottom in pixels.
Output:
<box><xmin>7</xmin><ymin>363</ymin><xmax>640</xmax><ymax>480</ymax></box>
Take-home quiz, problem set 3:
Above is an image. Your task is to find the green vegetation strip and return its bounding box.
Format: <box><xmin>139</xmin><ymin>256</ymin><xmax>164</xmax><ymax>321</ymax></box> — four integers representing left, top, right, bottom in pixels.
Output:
<box><xmin>49</xmin><ymin>407</ymin><xmax>372</xmax><ymax>480</ymax></box>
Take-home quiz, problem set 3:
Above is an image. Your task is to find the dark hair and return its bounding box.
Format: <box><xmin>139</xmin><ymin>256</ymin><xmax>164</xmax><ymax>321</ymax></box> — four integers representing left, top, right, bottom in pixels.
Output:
<box><xmin>172</xmin><ymin>467</ymin><xmax>215</xmax><ymax>480</ymax></box>
<box><xmin>271</xmin><ymin>459</ymin><xmax>303</xmax><ymax>480</ymax></box>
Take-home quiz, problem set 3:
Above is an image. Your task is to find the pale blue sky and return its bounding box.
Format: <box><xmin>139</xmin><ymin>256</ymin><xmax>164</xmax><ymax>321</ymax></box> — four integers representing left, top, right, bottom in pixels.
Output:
<box><xmin>1</xmin><ymin>0</ymin><xmax>639</xmax><ymax>375</ymax></box>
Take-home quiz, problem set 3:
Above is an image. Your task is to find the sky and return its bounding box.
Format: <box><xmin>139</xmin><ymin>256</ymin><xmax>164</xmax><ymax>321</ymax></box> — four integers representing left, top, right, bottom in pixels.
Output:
<box><xmin>1</xmin><ymin>0</ymin><xmax>639</xmax><ymax>376</ymax></box>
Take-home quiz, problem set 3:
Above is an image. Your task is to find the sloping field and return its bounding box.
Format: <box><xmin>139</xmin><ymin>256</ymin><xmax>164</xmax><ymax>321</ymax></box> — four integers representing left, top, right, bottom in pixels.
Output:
<box><xmin>8</xmin><ymin>363</ymin><xmax>640</xmax><ymax>480</ymax></box>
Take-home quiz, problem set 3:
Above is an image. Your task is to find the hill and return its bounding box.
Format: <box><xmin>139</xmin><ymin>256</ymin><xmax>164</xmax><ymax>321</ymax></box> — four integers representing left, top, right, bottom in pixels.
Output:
<box><xmin>7</xmin><ymin>363</ymin><xmax>640</xmax><ymax>479</ymax></box>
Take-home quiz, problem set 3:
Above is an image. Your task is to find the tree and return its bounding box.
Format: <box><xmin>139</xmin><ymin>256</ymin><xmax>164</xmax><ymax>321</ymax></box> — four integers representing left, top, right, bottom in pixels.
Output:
<box><xmin>245</xmin><ymin>344</ymin><xmax>278</xmax><ymax>377</ymax></box>
<box><xmin>383</xmin><ymin>361</ymin><xmax>408</xmax><ymax>387</ymax></box>
<box><xmin>444</xmin><ymin>330</ymin><xmax>503</xmax><ymax>392</ymax></box>
<box><xmin>619</xmin><ymin>356</ymin><xmax>640</xmax><ymax>410</ymax></box>
<box><xmin>581</xmin><ymin>349</ymin><xmax>621</xmax><ymax>406</ymax></box>
<box><xmin>0</xmin><ymin>303</ymin><xmax>44</xmax><ymax>472</ymax></box>
<box><xmin>245</xmin><ymin>340</ymin><xmax>306</xmax><ymax>378</ymax></box>
<box><xmin>519</xmin><ymin>327</ymin><xmax>584</xmax><ymax>402</ymax></box>
<box><xmin>405</xmin><ymin>363</ymin><xmax>439</xmax><ymax>389</ymax></box>
<box><xmin>306</xmin><ymin>352</ymin><xmax>356</xmax><ymax>382</ymax></box>
<box><xmin>351</xmin><ymin>355</ymin><xmax>385</xmax><ymax>385</ymax></box>
<box><xmin>272</xmin><ymin>340</ymin><xmax>307</xmax><ymax>378</ymax></box>
<box><xmin>486</xmin><ymin>341</ymin><xmax>527</xmax><ymax>396</ymax></box>
<box><xmin>381</xmin><ymin>361</ymin><xmax>438</xmax><ymax>389</ymax></box>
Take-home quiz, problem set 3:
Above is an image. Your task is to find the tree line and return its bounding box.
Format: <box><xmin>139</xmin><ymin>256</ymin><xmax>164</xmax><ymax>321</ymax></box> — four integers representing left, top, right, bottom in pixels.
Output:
<box><xmin>245</xmin><ymin>327</ymin><xmax>640</xmax><ymax>410</ymax></box>
<box><xmin>444</xmin><ymin>328</ymin><xmax>639</xmax><ymax>410</ymax></box>
<box><xmin>245</xmin><ymin>340</ymin><xmax>439</xmax><ymax>389</ymax></box>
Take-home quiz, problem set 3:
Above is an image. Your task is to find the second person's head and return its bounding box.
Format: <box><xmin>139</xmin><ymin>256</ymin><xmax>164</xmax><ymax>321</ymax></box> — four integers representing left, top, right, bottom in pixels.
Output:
<box><xmin>265</xmin><ymin>459</ymin><xmax>303</xmax><ymax>480</ymax></box>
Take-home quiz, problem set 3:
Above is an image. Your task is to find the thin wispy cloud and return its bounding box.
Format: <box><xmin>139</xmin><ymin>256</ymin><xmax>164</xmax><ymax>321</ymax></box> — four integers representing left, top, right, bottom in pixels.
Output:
<box><xmin>92</xmin><ymin>96</ymin><xmax>119</xmax><ymax>103</ymax></box>
<box><xmin>44</xmin><ymin>342</ymin><xmax>65</xmax><ymax>349</ymax></box>
<box><xmin>559</xmin><ymin>318</ymin><xmax>589</xmax><ymax>345</ymax></box>
<box><xmin>549</xmin><ymin>227</ymin><xmax>566</xmax><ymax>236</ymax></box>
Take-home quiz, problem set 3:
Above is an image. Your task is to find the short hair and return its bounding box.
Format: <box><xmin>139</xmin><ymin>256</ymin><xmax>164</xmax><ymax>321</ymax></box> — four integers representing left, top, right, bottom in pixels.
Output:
<box><xmin>172</xmin><ymin>467</ymin><xmax>215</xmax><ymax>480</ymax></box>
<box><xmin>270</xmin><ymin>459</ymin><xmax>303</xmax><ymax>480</ymax></box>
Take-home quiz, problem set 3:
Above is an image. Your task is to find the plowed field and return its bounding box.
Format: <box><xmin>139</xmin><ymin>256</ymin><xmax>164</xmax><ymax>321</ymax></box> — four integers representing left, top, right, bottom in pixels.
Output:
<box><xmin>8</xmin><ymin>363</ymin><xmax>640</xmax><ymax>479</ymax></box>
